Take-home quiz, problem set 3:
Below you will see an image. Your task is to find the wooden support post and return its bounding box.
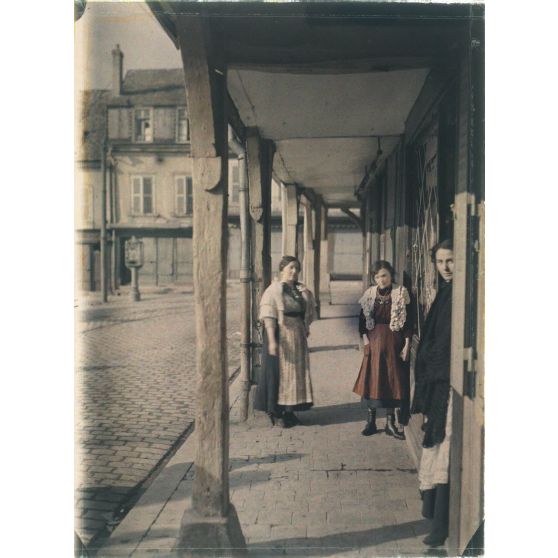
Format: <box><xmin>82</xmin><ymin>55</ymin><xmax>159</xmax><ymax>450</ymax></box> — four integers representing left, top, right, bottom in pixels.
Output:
<box><xmin>246</xmin><ymin>128</ymin><xmax>274</xmax><ymax>410</ymax></box>
<box><xmin>281</xmin><ymin>183</ymin><xmax>299</xmax><ymax>257</ymax></box>
<box><xmin>371</xmin><ymin>185</ymin><xmax>381</xmax><ymax>270</ymax></box>
<box><xmin>364</xmin><ymin>188</ymin><xmax>374</xmax><ymax>289</ymax></box>
<box><xmin>175</xmin><ymin>15</ymin><xmax>246</xmax><ymax>555</ymax></box>
<box><xmin>302</xmin><ymin>197</ymin><xmax>315</xmax><ymax>291</ymax></box>
<box><xmin>229</xmin><ymin>131</ymin><xmax>251</xmax><ymax>423</ymax></box>
<box><xmin>319</xmin><ymin>205</ymin><xmax>330</xmax><ymax>304</ymax></box>
<box><xmin>313</xmin><ymin>198</ymin><xmax>323</xmax><ymax>318</ymax></box>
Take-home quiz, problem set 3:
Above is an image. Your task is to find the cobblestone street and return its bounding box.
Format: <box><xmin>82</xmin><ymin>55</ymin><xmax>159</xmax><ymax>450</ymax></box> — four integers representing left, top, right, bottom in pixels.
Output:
<box><xmin>75</xmin><ymin>283</ymin><xmax>241</xmax><ymax>547</ymax></box>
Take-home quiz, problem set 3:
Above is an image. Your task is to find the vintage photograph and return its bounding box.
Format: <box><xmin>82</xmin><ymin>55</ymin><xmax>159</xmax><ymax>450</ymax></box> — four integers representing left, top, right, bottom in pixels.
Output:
<box><xmin>75</xmin><ymin>1</ymin><xmax>485</xmax><ymax>556</ymax></box>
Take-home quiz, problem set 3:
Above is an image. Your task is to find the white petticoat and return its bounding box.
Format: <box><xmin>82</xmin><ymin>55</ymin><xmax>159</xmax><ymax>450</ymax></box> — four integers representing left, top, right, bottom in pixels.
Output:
<box><xmin>418</xmin><ymin>390</ymin><xmax>453</xmax><ymax>491</ymax></box>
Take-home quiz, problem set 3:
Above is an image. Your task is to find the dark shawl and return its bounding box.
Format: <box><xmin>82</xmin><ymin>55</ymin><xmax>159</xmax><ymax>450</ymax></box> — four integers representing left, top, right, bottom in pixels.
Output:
<box><xmin>411</xmin><ymin>278</ymin><xmax>453</xmax><ymax>448</ymax></box>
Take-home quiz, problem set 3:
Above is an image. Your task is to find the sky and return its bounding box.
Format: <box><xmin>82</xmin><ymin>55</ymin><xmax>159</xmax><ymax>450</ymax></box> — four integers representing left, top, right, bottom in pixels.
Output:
<box><xmin>75</xmin><ymin>0</ymin><xmax>182</xmax><ymax>91</ymax></box>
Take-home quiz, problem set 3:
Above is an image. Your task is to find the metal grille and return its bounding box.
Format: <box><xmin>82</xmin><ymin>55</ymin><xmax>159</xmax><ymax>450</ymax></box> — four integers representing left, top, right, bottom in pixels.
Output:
<box><xmin>411</xmin><ymin>127</ymin><xmax>439</xmax><ymax>337</ymax></box>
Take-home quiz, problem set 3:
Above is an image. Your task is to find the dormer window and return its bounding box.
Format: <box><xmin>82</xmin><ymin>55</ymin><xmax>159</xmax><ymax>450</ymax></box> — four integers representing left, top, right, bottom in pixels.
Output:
<box><xmin>176</xmin><ymin>107</ymin><xmax>190</xmax><ymax>143</ymax></box>
<box><xmin>134</xmin><ymin>108</ymin><xmax>153</xmax><ymax>143</ymax></box>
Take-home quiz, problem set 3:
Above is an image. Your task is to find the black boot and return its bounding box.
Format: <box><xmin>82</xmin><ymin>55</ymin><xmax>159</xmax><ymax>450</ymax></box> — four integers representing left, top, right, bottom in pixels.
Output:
<box><xmin>423</xmin><ymin>483</ymin><xmax>450</xmax><ymax>547</ymax></box>
<box><xmin>361</xmin><ymin>408</ymin><xmax>378</xmax><ymax>436</ymax></box>
<box><xmin>385</xmin><ymin>413</ymin><xmax>405</xmax><ymax>440</ymax></box>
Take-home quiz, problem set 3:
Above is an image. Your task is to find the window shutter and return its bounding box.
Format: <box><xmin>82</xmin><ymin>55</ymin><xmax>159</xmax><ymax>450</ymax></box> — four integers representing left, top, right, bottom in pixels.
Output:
<box><xmin>132</xmin><ymin>177</ymin><xmax>141</xmax><ymax>214</ymax></box>
<box><xmin>175</xmin><ymin>176</ymin><xmax>186</xmax><ymax>214</ymax></box>
<box><xmin>120</xmin><ymin>108</ymin><xmax>131</xmax><ymax>139</ymax></box>
<box><xmin>107</xmin><ymin>109</ymin><xmax>119</xmax><ymax>139</ymax></box>
<box><xmin>176</xmin><ymin>108</ymin><xmax>189</xmax><ymax>143</ymax></box>
<box><xmin>186</xmin><ymin>176</ymin><xmax>193</xmax><ymax>214</ymax></box>
<box><xmin>143</xmin><ymin>177</ymin><xmax>153</xmax><ymax>214</ymax></box>
<box><xmin>154</xmin><ymin>107</ymin><xmax>175</xmax><ymax>141</ymax></box>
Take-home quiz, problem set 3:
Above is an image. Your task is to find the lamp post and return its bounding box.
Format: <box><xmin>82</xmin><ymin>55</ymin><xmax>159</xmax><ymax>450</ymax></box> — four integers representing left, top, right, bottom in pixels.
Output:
<box><xmin>124</xmin><ymin>236</ymin><xmax>144</xmax><ymax>302</ymax></box>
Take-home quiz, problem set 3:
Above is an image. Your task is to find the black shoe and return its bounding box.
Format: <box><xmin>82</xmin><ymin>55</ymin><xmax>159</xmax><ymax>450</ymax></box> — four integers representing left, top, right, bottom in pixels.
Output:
<box><xmin>423</xmin><ymin>483</ymin><xmax>449</xmax><ymax>547</ymax></box>
<box><xmin>422</xmin><ymin>533</ymin><xmax>447</xmax><ymax>548</ymax></box>
<box><xmin>278</xmin><ymin>417</ymin><xmax>293</xmax><ymax>428</ymax></box>
<box><xmin>284</xmin><ymin>411</ymin><xmax>300</xmax><ymax>427</ymax></box>
<box><xmin>385</xmin><ymin>414</ymin><xmax>405</xmax><ymax>440</ymax></box>
<box><xmin>361</xmin><ymin>409</ymin><xmax>378</xmax><ymax>436</ymax></box>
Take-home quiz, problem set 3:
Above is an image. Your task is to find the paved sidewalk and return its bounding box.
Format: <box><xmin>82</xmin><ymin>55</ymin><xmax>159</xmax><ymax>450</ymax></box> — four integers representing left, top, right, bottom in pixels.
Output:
<box><xmin>75</xmin><ymin>284</ymin><xmax>241</xmax><ymax>548</ymax></box>
<box><xmin>99</xmin><ymin>282</ymin><xmax>431</xmax><ymax>557</ymax></box>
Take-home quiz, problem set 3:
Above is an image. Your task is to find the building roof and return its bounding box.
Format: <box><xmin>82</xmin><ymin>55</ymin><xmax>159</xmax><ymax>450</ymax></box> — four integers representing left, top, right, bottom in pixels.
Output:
<box><xmin>77</xmin><ymin>89</ymin><xmax>110</xmax><ymax>162</ymax></box>
<box><xmin>108</xmin><ymin>68</ymin><xmax>186</xmax><ymax>107</ymax></box>
<box><xmin>77</xmin><ymin>68</ymin><xmax>187</xmax><ymax>160</ymax></box>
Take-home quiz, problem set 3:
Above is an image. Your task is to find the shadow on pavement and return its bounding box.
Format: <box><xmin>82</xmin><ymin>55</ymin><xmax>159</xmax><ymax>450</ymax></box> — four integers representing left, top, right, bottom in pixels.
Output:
<box><xmin>317</xmin><ymin>314</ymin><xmax>360</xmax><ymax>321</ymax></box>
<box><xmin>93</xmin><ymin>519</ymin><xmax>433</xmax><ymax>557</ymax></box>
<box><xmin>248</xmin><ymin>518</ymin><xmax>431</xmax><ymax>556</ymax></box>
<box><xmin>230</xmin><ymin>453</ymin><xmax>305</xmax><ymax>471</ymax></box>
<box><xmin>298</xmin><ymin>402</ymin><xmax>363</xmax><ymax>427</ymax></box>
<box><xmin>308</xmin><ymin>344</ymin><xmax>359</xmax><ymax>353</ymax></box>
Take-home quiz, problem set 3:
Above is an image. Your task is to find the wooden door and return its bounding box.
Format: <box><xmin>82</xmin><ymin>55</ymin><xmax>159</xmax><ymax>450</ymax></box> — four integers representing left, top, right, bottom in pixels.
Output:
<box><xmin>157</xmin><ymin>237</ymin><xmax>175</xmax><ymax>285</ymax></box>
<box><xmin>448</xmin><ymin>13</ymin><xmax>484</xmax><ymax>554</ymax></box>
<box><xmin>138</xmin><ymin>237</ymin><xmax>157</xmax><ymax>285</ymax></box>
<box><xmin>176</xmin><ymin>237</ymin><xmax>193</xmax><ymax>283</ymax></box>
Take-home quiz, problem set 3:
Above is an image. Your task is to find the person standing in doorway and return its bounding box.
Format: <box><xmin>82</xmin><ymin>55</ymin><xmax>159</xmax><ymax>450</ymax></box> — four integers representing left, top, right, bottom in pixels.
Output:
<box><xmin>353</xmin><ymin>260</ymin><xmax>412</xmax><ymax>439</ymax></box>
<box><xmin>254</xmin><ymin>256</ymin><xmax>316</xmax><ymax>428</ymax></box>
<box><xmin>411</xmin><ymin>239</ymin><xmax>454</xmax><ymax>548</ymax></box>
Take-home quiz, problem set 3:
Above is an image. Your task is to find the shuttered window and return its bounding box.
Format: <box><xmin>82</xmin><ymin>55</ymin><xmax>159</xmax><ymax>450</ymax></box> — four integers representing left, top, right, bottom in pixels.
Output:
<box><xmin>131</xmin><ymin>176</ymin><xmax>155</xmax><ymax>215</ymax></box>
<box><xmin>176</xmin><ymin>108</ymin><xmax>190</xmax><ymax>143</ymax></box>
<box><xmin>175</xmin><ymin>175</ymin><xmax>193</xmax><ymax>215</ymax></box>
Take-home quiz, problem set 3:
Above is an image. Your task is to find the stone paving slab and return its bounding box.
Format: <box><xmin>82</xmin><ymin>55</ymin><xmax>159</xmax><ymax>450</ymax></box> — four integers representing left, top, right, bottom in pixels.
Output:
<box><xmin>99</xmin><ymin>282</ymin><xmax>434</xmax><ymax>557</ymax></box>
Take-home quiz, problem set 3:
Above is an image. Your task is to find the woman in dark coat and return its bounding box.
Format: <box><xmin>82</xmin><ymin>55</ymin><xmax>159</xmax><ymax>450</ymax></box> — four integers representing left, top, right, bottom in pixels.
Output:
<box><xmin>411</xmin><ymin>239</ymin><xmax>454</xmax><ymax>548</ymax></box>
<box><xmin>353</xmin><ymin>260</ymin><xmax>412</xmax><ymax>440</ymax></box>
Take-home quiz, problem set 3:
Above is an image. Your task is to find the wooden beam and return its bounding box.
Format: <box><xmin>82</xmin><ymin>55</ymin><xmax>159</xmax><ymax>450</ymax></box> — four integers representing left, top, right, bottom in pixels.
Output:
<box><xmin>281</xmin><ymin>183</ymin><xmax>299</xmax><ymax>258</ymax></box>
<box><xmin>228</xmin><ymin>57</ymin><xmax>434</xmax><ymax>75</ymax></box>
<box><xmin>313</xmin><ymin>197</ymin><xmax>323</xmax><ymax>317</ymax></box>
<box><xmin>175</xmin><ymin>14</ymin><xmax>246</xmax><ymax>554</ymax></box>
<box><xmin>226</xmin><ymin>92</ymin><xmax>246</xmax><ymax>144</ymax></box>
<box><xmin>146</xmin><ymin>1</ymin><xmax>179</xmax><ymax>49</ymax></box>
<box><xmin>341</xmin><ymin>208</ymin><xmax>363</xmax><ymax>230</ymax></box>
<box><xmin>177</xmin><ymin>14</ymin><xmax>229</xmax><ymax>518</ymax></box>
<box><xmin>302</xmin><ymin>202</ymin><xmax>315</xmax><ymax>291</ymax></box>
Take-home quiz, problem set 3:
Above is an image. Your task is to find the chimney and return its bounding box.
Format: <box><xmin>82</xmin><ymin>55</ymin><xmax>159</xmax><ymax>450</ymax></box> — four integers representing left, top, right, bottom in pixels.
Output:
<box><xmin>112</xmin><ymin>44</ymin><xmax>123</xmax><ymax>96</ymax></box>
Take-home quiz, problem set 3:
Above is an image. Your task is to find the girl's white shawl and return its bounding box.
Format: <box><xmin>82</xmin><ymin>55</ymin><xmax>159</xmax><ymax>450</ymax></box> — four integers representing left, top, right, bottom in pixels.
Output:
<box><xmin>358</xmin><ymin>283</ymin><xmax>410</xmax><ymax>332</ymax></box>
<box><xmin>259</xmin><ymin>281</ymin><xmax>316</xmax><ymax>333</ymax></box>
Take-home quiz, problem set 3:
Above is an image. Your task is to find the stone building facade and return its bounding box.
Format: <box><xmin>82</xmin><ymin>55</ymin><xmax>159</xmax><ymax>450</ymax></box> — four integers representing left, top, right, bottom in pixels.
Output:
<box><xmin>75</xmin><ymin>46</ymin><xmax>363</xmax><ymax>292</ymax></box>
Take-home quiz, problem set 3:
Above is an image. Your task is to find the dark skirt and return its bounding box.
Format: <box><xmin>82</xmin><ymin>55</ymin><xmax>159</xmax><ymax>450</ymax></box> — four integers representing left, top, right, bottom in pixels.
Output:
<box><xmin>254</xmin><ymin>328</ymin><xmax>313</xmax><ymax>416</ymax></box>
<box><xmin>353</xmin><ymin>324</ymin><xmax>410</xmax><ymax>416</ymax></box>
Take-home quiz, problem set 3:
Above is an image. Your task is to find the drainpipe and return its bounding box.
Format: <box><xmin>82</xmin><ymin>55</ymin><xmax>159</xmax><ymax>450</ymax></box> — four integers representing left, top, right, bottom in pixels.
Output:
<box><xmin>100</xmin><ymin>138</ymin><xmax>108</xmax><ymax>302</ymax></box>
<box><xmin>229</xmin><ymin>128</ymin><xmax>251</xmax><ymax>421</ymax></box>
<box><xmin>108</xmin><ymin>153</ymin><xmax>118</xmax><ymax>293</ymax></box>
